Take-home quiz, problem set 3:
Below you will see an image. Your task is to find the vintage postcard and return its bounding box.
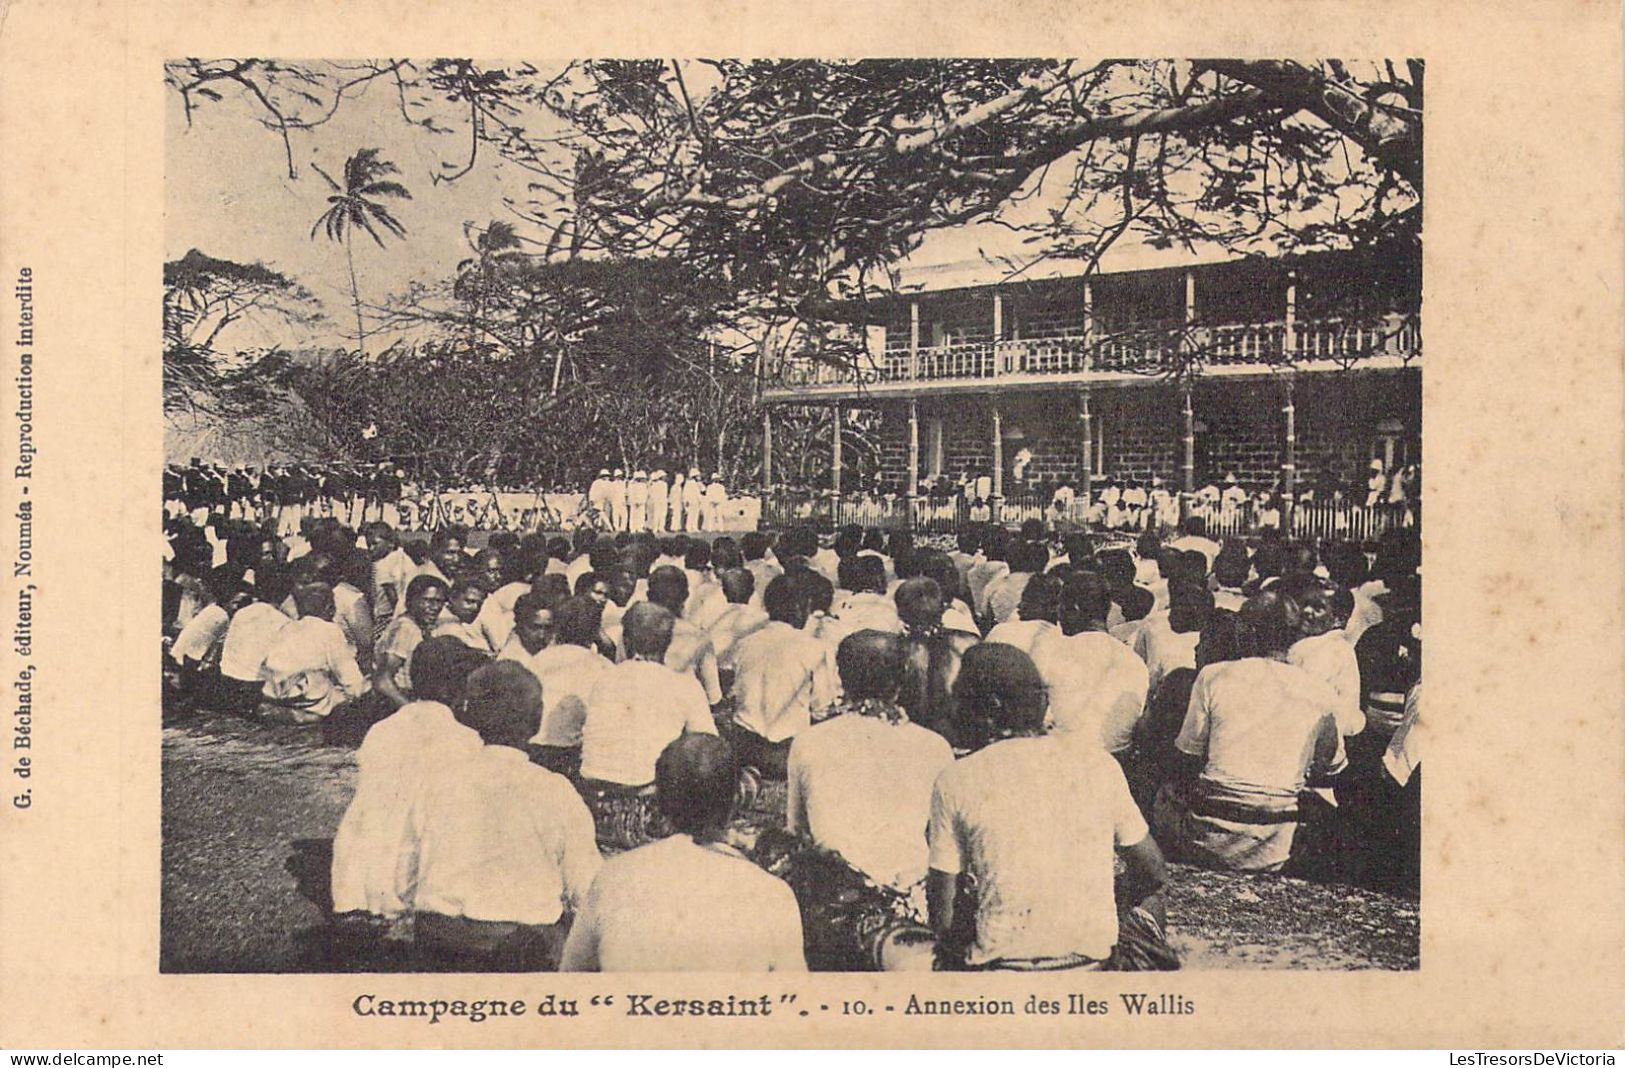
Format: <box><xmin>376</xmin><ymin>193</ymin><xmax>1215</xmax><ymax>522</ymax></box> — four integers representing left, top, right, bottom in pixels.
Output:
<box><xmin>0</xmin><ymin>0</ymin><xmax>1621</xmax><ymax>1050</ymax></box>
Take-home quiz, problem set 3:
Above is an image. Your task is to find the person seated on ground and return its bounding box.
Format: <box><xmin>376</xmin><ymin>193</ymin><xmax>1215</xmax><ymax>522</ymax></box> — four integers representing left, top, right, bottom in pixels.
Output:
<box><xmin>916</xmin><ymin>550</ymin><xmax>979</xmax><ymax>636</ymax></box>
<box><xmin>1349</xmin><ymin>573</ymin><xmax>1421</xmax><ymax>786</ymax></box>
<box><xmin>1034</xmin><ymin>570</ymin><xmax>1151</xmax><ymax>758</ymax></box>
<box><xmin>580</xmin><ymin>602</ymin><xmax>717</xmax><ymax>791</ymax></box>
<box><xmin>1151</xmin><ymin>589</ymin><xmax>1346</xmax><ymax>874</ymax></box>
<box><xmin>1211</xmin><ymin>541</ymin><xmax>1252</xmax><ymax>612</ymax></box>
<box><xmin>1169</xmin><ymin>516</ymin><xmax>1221</xmax><ymax>571</ymax></box>
<box><xmin>1133</xmin><ymin>530</ymin><xmax>1164</xmax><ymax>588</ymax></box>
<box><xmin>362</xmin><ymin>522</ymin><xmax>415</xmax><ymax>624</ymax></box>
<box><xmin>740</xmin><ymin>532</ymin><xmax>782</xmax><ymax>609</ymax></box>
<box><xmin>415</xmin><ymin>527</ymin><xmax>466</xmax><ymax>585</ymax></box>
<box><xmin>1134</xmin><ymin>554</ymin><xmax>1211</xmax><ymax>692</ymax></box>
<box><xmin>984</xmin><ymin>571</ymin><xmax>1064</xmax><ymax>655</ymax></box>
<box><xmin>642</xmin><ymin>566</ymin><xmax>723</xmax><ymax>706</ymax></box>
<box><xmin>561</xmin><ymin>734</ymin><xmax>806</xmax><ymax>972</ymax></box>
<box><xmin>1280</xmin><ymin>573</ymin><xmax>1365</xmax><ymax>738</ymax></box>
<box><xmin>833</xmin><ymin>554</ymin><xmax>903</xmax><ymax>636</ymax></box>
<box><xmin>929</xmin><ymin>643</ymin><xmax>1175</xmax><ymax>972</ymax></box>
<box><xmin>1109</xmin><ymin>584</ymin><xmax>1155</xmax><ymax>650</ymax></box>
<box><xmin>499</xmin><ymin>594</ymin><xmax>608</xmax><ymax>778</ymax></box>
<box><xmin>727</xmin><ymin>574</ymin><xmax>839</xmax><ymax>779</ymax></box>
<box><xmin>1093</xmin><ymin>548</ymin><xmax>1135</xmax><ymax>629</ymax></box>
<box><xmin>983</xmin><ymin>539</ymin><xmax>1048</xmax><ymax>629</ymax></box>
<box><xmin>948</xmin><ymin>528</ymin><xmax>982</xmax><ymax>590</ymax></box>
<box><xmin>595</xmin><ymin>566</ymin><xmax>638</xmax><ymax>653</ymax></box>
<box><xmin>679</xmin><ymin>541</ymin><xmax>721</xmax><ymax>621</ymax></box>
<box><xmin>397</xmin><ymin>662</ymin><xmax>602</xmax><ymax>972</ymax></box>
<box><xmin>371</xmin><ymin>575</ymin><xmax>451</xmax><ymax>711</ymax></box>
<box><xmin>258</xmin><ymin>581</ymin><xmax>368</xmax><ymax>723</ymax></box>
<box><xmin>169</xmin><ymin>563</ymin><xmax>247</xmax><ymax>704</ymax></box>
<box><xmin>789</xmin><ymin>630</ymin><xmax>955</xmax><ymax>889</ymax></box>
<box><xmin>896</xmin><ymin>577</ymin><xmax>981</xmax><ymax>743</ymax></box>
<box><xmin>705</xmin><ymin>568</ymin><xmax>769</xmax><ymax>690</ymax></box>
<box><xmin>472</xmin><ymin>550</ymin><xmax>533</xmax><ymax>654</ymax></box>
<box><xmin>965</xmin><ymin>528</ymin><xmax>1011</xmax><ymax>622</ymax></box>
<box><xmin>215</xmin><ymin>568</ymin><xmax>296</xmax><ymax>712</ymax></box>
<box><xmin>433</xmin><ymin>578</ymin><xmax>495</xmax><ymax>655</ymax></box>
<box><xmin>331</xmin><ymin>637</ymin><xmax>488</xmax><ymax>919</ymax></box>
<box><xmin>332</xmin><ymin>552</ymin><xmax>376</xmax><ymax>673</ymax></box>
<box><xmin>1133</xmin><ymin>610</ymin><xmax>1242</xmax><ymax>812</ymax></box>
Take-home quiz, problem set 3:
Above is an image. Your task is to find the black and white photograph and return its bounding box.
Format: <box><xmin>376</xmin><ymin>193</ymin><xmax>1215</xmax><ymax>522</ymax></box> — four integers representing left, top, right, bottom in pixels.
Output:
<box><xmin>159</xmin><ymin>57</ymin><xmax>1424</xmax><ymax>976</ymax></box>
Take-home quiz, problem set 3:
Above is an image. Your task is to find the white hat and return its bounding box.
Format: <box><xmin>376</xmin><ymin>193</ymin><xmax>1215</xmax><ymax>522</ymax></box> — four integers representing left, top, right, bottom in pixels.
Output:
<box><xmin>673</xmin><ymin>471</ymin><xmax>685</xmax><ymax>480</ymax></box>
<box><xmin>633</xmin><ymin>470</ymin><xmax>647</xmax><ymax>480</ymax></box>
<box><xmin>598</xmin><ymin>468</ymin><xmax>610</xmax><ymax>476</ymax></box>
<box><xmin>613</xmin><ymin>468</ymin><xmax>624</xmax><ymax>477</ymax></box>
<box><xmin>651</xmin><ymin>469</ymin><xmax>666</xmax><ymax>479</ymax></box>
<box><xmin>1369</xmin><ymin>458</ymin><xmax>1384</xmax><ymax>469</ymax></box>
<box><xmin>1224</xmin><ymin>473</ymin><xmax>1238</xmax><ymax>484</ymax></box>
<box><xmin>712</xmin><ymin>472</ymin><xmax>723</xmax><ymax>480</ymax></box>
<box><xmin>690</xmin><ymin>468</ymin><xmax>701</xmax><ymax>478</ymax></box>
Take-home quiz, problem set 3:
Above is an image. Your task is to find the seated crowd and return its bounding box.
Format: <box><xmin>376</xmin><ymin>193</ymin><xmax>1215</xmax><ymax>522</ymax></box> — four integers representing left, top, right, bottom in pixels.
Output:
<box><xmin>162</xmin><ymin>511</ymin><xmax>1422</xmax><ymax>973</ymax></box>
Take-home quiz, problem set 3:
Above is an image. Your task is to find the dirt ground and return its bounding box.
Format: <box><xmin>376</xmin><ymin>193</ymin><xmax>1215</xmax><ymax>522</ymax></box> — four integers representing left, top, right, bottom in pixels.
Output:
<box><xmin>161</xmin><ymin>713</ymin><xmax>1419</xmax><ymax>973</ymax></box>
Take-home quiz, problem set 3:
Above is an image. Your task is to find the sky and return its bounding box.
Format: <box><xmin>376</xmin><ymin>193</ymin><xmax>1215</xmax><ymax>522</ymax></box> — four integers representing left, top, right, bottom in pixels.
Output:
<box><xmin>165</xmin><ymin>60</ymin><xmax>1373</xmax><ymax>350</ymax></box>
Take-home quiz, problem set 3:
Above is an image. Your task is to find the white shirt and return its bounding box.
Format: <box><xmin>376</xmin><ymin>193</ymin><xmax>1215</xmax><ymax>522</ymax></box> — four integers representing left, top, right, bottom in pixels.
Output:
<box><xmin>475</xmin><ymin>581</ymin><xmax>531</xmax><ymax>655</ymax></box>
<box><xmin>966</xmin><ymin>560</ymin><xmax>1010</xmax><ymax>617</ymax></box>
<box><xmin>744</xmin><ymin>559</ymin><xmax>783</xmax><ymax>607</ymax></box>
<box><xmin>259</xmin><ymin>616</ymin><xmax>367</xmax><ymax>718</ymax></box>
<box><xmin>1169</xmin><ymin>535</ymin><xmax>1222</xmax><ymax>569</ymax></box>
<box><xmin>809</xmin><ymin>548</ymin><xmax>841</xmax><ymax>585</ymax></box>
<box><xmin>371</xmin><ymin>547</ymin><xmax>417</xmax><ymax>620</ymax></box>
<box><xmin>171</xmin><ymin>602</ymin><xmax>228</xmax><ymax>665</ymax></box>
<box><xmin>1032</xmin><ymin>629</ymin><xmax>1150</xmax><ymax>752</ymax></box>
<box><xmin>1289</xmin><ymin>630</ymin><xmax>1367</xmax><ymax>736</ymax></box>
<box><xmin>787</xmin><ymin>712</ymin><xmax>954</xmax><ymax>888</ymax></box>
<box><xmin>984</xmin><ymin>618</ymin><xmax>1058</xmax><ymax>659</ymax></box>
<box><xmin>330</xmin><ymin>701</ymin><xmax>481</xmax><ymax>916</ymax></box>
<box><xmin>928</xmin><ymin>736</ymin><xmax>1147</xmax><ymax>965</ymax></box>
<box><xmin>560</xmin><ymin>835</ymin><xmax>805</xmax><ymax>973</ymax></box>
<box><xmin>729</xmin><ymin>621</ymin><xmax>840</xmax><ymax>743</ymax></box>
<box><xmin>498</xmin><ymin>641</ymin><xmax>610</xmax><ymax>747</ymax></box>
<box><xmin>1134</xmin><ymin>611</ymin><xmax>1200</xmax><ymax>696</ymax></box>
<box><xmin>580</xmin><ymin>660</ymin><xmax>717</xmax><ymax>785</ymax></box>
<box><xmin>706</xmin><ymin>602</ymin><xmax>770</xmax><ymax>671</ymax></box>
<box><xmin>831</xmin><ymin>590</ymin><xmax>902</xmax><ymax>635</ymax></box>
<box><xmin>1176</xmin><ymin>658</ymin><xmax>1347</xmax><ymax>797</ymax></box>
<box><xmin>432</xmin><ymin>618</ymin><xmax>496</xmax><ymax>656</ymax></box>
<box><xmin>398</xmin><ymin>745</ymin><xmax>601</xmax><ymax>925</ymax></box>
<box><xmin>218</xmin><ymin>601</ymin><xmax>292</xmax><ymax>682</ymax></box>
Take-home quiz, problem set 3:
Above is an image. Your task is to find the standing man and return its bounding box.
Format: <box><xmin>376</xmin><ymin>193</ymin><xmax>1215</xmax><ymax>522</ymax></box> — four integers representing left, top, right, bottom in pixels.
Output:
<box><xmin>628</xmin><ymin>471</ymin><xmax>649</xmax><ymax>532</ymax></box>
<box><xmin>705</xmin><ymin>472</ymin><xmax>729</xmax><ymax>531</ymax></box>
<box><xmin>587</xmin><ymin>468</ymin><xmax>612</xmax><ymax>528</ymax></box>
<box><xmin>682</xmin><ymin>469</ymin><xmax>705</xmax><ymax>533</ymax></box>
<box><xmin>668</xmin><ymin>471</ymin><xmax>687</xmax><ymax>534</ymax></box>
<box><xmin>647</xmin><ymin>470</ymin><xmax>669</xmax><ymax>534</ymax></box>
<box><xmin>607</xmin><ymin>469</ymin><xmax>628</xmax><ymax>532</ymax></box>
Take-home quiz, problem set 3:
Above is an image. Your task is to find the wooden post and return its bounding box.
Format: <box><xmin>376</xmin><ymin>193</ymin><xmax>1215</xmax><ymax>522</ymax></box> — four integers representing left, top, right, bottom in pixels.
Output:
<box><xmin>909</xmin><ymin>300</ymin><xmax>921</xmax><ymax>381</ymax></box>
<box><xmin>992</xmin><ymin>291</ymin><xmax>1005</xmax><ymax>375</ymax></box>
<box><xmin>761</xmin><ymin>406</ymin><xmax>774</xmax><ymax>491</ymax></box>
<box><xmin>1079</xmin><ymin>387</ymin><xmax>1094</xmax><ymax>503</ymax></box>
<box><xmin>991</xmin><ymin>403</ymin><xmax>1005</xmax><ymax>511</ymax></box>
<box><xmin>1285</xmin><ymin>270</ymin><xmax>1298</xmax><ymax>363</ymax></box>
<box><xmin>907</xmin><ymin>400</ymin><xmax>921</xmax><ymax>530</ymax></box>
<box><xmin>1181</xmin><ymin>384</ymin><xmax>1196</xmax><ymax>493</ymax></box>
<box><xmin>1282</xmin><ymin>376</ymin><xmax>1297</xmax><ymax>528</ymax></box>
<box><xmin>1082</xmin><ymin>279</ymin><xmax>1094</xmax><ymax>371</ymax></box>
<box><xmin>831</xmin><ymin>402</ymin><xmax>843</xmax><ymax>502</ymax></box>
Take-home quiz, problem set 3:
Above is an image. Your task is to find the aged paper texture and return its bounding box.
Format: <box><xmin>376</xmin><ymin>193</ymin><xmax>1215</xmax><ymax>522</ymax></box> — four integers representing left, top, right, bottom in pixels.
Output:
<box><xmin>1</xmin><ymin>0</ymin><xmax>1622</xmax><ymax>1049</ymax></box>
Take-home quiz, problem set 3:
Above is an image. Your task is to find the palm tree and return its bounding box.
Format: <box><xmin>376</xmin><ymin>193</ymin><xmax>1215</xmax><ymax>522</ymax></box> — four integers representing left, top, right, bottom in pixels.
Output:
<box><xmin>454</xmin><ymin>220</ymin><xmax>526</xmax><ymax>342</ymax></box>
<box><xmin>310</xmin><ymin>148</ymin><xmax>411</xmax><ymax>357</ymax></box>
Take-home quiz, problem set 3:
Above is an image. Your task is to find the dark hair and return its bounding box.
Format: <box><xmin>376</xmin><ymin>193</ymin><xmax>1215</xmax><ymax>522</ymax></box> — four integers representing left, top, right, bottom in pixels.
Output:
<box><xmin>1118</xmin><ymin>583</ymin><xmax>1154</xmax><ymax>623</ymax></box>
<box><xmin>1169</xmin><ymin>586</ymin><xmax>1215</xmax><ymax>634</ymax></box>
<box><xmin>762</xmin><ymin>573</ymin><xmax>805</xmax><ymax>625</ymax></box>
<box><xmin>647</xmin><ymin>565</ymin><xmax>690</xmax><ymax>614</ymax></box>
<box><xmin>404</xmin><ymin>573</ymin><xmax>450</xmax><ymax>608</ymax></box>
<box><xmin>916</xmin><ymin>550</ymin><xmax>963</xmax><ymax>605</ymax></box>
<box><xmin>574</xmin><ymin>570</ymin><xmax>606</xmax><ymax>597</ymax></box>
<box><xmin>836</xmin><ymin>630</ymin><xmax>907</xmax><ymax>701</ymax></box>
<box><xmin>291</xmin><ymin>581</ymin><xmax>336</xmax><ymax>619</ymax></box>
<box><xmin>553</xmin><ymin>595</ymin><xmax>604</xmax><ymax>647</ymax></box>
<box><xmin>1017</xmin><ymin>571</ymin><xmax>1064</xmax><ymax>624</ymax></box>
<box><xmin>1059</xmin><ymin>569</ymin><xmax>1112</xmax><ymax>630</ymax></box>
<box><xmin>410</xmin><ymin>635</ymin><xmax>490</xmax><ymax>705</ymax></box>
<box><xmin>717</xmin><ymin>567</ymin><xmax>754</xmax><ymax>605</ymax></box>
<box><xmin>623</xmin><ymin>602</ymin><xmax>677</xmax><ymax>659</ymax></box>
<box><xmin>511</xmin><ymin>590</ymin><xmax>553</xmax><ymax>626</ymax></box>
<box><xmin>656</xmin><ymin>734</ymin><xmax>740</xmax><ymax>835</ymax></box>
<box><xmin>711</xmin><ymin>539</ymin><xmax>743</xmax><ymax>571</ymax></box>
<box><xmin>894</xmin><ymin>577</ymin><xmax>944</xmax><ymax>631</ymax></box>
<box><xmin>740</xmin><ymin>532</ymin><xmax>769</xmax><ymax>561</ymax></box>
<box><xmin>457</xmin><ymin>661</ymin><xmax>543</xmax><ymax>747</ymax></box>
<box><xmin>1010</xmin><ymin>539</ymin><xmax>1050</xmax><ymax>575</ymax></box>
<box><xmin>953</xmin><ymin>643</ymin><xmax>1048</xmax><ymax>740</ymax></box>
<box><xmin>1213</xmin><ymin>542</ymin><xmax>1251</xmax><ymax>588</ymax></box>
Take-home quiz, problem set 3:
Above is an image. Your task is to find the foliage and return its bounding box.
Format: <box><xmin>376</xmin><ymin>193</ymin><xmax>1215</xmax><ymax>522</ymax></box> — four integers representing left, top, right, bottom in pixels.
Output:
<box><xmin>162</xmin><ymin>249</ymin><xmax>321</xmax><ymax>416</ymax></box>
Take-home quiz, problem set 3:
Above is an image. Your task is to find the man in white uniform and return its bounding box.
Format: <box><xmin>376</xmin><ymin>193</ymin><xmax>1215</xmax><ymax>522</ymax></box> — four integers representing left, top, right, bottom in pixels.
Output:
<box><xmin>681</xmin><ymin>469</ymin><xmax>705</xmax><ymax>532</ymax></box>
<box><xmin>646</xmin><ymin>470</ymin><xmax>669</xmax><ymax>534</ymax></box>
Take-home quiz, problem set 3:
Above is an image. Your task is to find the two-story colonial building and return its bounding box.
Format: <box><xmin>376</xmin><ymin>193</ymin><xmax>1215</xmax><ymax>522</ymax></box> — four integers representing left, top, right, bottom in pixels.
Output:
<box><xmin>758</xmin><ymin>238</ymin><xmax>1420</xmax><ymax>532</ymax></box>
